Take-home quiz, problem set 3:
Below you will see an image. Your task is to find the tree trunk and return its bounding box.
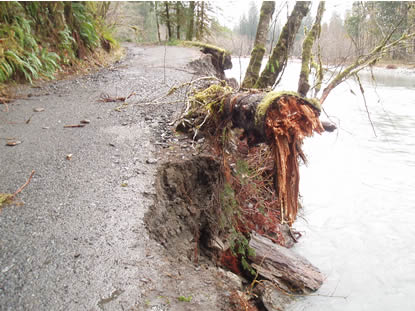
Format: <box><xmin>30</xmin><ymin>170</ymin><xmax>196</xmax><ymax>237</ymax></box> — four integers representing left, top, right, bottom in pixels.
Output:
<box><xmin>297</xmin><ymin>2</ymin><xmax>325</xmax><ymax>97</ymax></box>
<box><xmin>186</xmin><ymin>1</ymin><xmax>195</xmax><ymax>41</ymax></box>
<box><xmin>248</xmin><ymin>233</ymin><xmax>324</xmax><ymax>293</ymax></box>
<box><xmin>195</xmin><ymin>2</ymin><xmax>201</xmax><ymax>40</ymax></box>
<box><xmin>176</xmin><ymin>2</ymin><xmax>181</xmax><ymax>40</ymax></box>
<box><xmin>199</xmin><ymin>1</ymin><xmax>205</xmax><ymax>40</ymax></box>
<box><xmin>255</xmin><ymin>2</ymin><xmax>311</xmax><ymax>89</ymax></box>
<box><xmin>164</xmin><ymin>2</ymin><xmax>172</xmax><ymax>40</ymax></box>
<box><xmin>155</xmin><ymin>1</ymin><xmax>161</xmax><ymax>42</ymax></box>
<box><xmin>242</xmin><ymin>1</ymin><xmax>275</xmax><ymax>89</ymax></box>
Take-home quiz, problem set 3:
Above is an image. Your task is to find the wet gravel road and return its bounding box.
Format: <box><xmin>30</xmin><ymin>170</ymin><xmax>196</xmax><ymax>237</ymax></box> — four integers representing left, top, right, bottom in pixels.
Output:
<box><xmin>0</xmin><ymin>44</ymin><xmax>237</xmax><ymax>311</ymax></box>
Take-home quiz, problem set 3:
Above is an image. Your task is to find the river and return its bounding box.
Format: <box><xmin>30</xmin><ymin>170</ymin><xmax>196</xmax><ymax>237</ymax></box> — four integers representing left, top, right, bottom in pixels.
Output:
<box><xmin>226</xmin><ymin>59</ymin><xmax>415</xmax><ymax>310</ymax></box>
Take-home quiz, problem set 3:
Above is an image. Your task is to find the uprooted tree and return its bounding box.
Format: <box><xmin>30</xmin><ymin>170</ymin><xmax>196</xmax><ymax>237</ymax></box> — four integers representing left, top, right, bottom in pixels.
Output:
<box><xmin>174</xmin><ymin>0</ymin><xmax>415</xmax><ymax>226</ymax></box>
<box><xmin>165</xmin><ymin>2</ymin><xmax>415</xmax><ymax>291</ymax></box>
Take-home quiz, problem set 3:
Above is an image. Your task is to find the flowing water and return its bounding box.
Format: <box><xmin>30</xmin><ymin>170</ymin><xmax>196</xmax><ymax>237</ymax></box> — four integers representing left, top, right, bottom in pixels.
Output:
<box><xmin>226</xmin><ymin>59</ymin><xmax>415</xmax><ymax>311</ymax></box>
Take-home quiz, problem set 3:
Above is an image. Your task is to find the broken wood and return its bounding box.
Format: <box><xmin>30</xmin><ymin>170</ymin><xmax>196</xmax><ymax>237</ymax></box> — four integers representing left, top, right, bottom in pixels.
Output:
<box><xmin>176</xmin><ymin>85</ymin><xmax>324</xmax><ymax>225</ymax></box>
<box><xmin>64</xmin><ymin>124</ymin><xmax>85</xmax><ymax>128</ymax></box>
<box><xmin>248</xmin><ymin>232</ymin><xmax>323</xmax><ymax>294</ymax></box>
<box><xmin>220</xmin><ymin>91</ymin><xmax>323</xmax><ymax>224</ymax></box>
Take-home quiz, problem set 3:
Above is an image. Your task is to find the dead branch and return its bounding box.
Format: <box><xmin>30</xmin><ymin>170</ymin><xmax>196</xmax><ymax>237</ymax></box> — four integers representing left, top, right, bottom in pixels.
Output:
<box><xmin>11</xmin><ymin>170</ymin><xmax>35</xmax><ymax>200</ymax></box>
<box><xmin>354</xmin><ymin>73</ymin><xmax>377</xmax><ymax>137</ymax></box>
<box><xmin>64</xmin><ymin>124</ymin><xmax>85</xmax><ymax>128</ymax></box>
<box><xmin>320</xmin><ymin>28</ymin><xmax>415</xmax><ymax>104</ymax></box>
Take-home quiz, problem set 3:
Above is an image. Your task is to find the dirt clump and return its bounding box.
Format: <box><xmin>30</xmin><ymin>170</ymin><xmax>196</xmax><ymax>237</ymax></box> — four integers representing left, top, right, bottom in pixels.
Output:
<box><xmin>144</xmin><ymin>155</ymin><xmax>224</xmax><ymax>262</ymax></box>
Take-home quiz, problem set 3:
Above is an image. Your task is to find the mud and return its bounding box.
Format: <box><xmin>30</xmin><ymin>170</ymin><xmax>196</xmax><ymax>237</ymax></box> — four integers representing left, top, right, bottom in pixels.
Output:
<box><xmin>145</xmin><ymin>156</ymin><xmax>222</xmax><ymax>261</ymax></box>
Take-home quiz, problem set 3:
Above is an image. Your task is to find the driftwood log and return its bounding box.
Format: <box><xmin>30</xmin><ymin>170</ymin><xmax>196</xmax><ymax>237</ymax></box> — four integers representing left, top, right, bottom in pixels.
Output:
<box><xmin>248</xmin><ymin>232</ymin><xmax>323</xmax><ymax>294</ymax></box>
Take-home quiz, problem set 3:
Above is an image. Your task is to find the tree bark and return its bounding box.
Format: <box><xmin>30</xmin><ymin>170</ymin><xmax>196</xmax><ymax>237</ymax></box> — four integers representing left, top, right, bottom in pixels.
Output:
<box><xmin>297</xmin><ymin>1</ymin><xmax>325</xmax><ymax>97</ymax></box>
<box><xmin>155</xmin><ymin>1</ymin><xmax>161</xmax><ymax>42</ymax></box>
<box><xmin>242</xmin><ymin>1</ymin><xmax>275</xmax><ymax>89</ymax></box>
<box><xmin>255</xmin><ymin>2</ymin><xmax>311</xmax><ymax>89</ymax></box>
<box><xmin>164</xmin><ymin>2</ymin><xmax>172</xmax><ymax>40</ymax></box>
<box><xmin>186</xmin><ymin>1</ymin><xmax>195</xmax><ymax>41</ymax></box>
<box><xmin>195</xmin><ymin>2</ymin><xmax>201</xmax><ymax>40</ymax></box>
<box><xmin>199</xmin><ymin>1</ymin><xmax>205</xmax><ymax>40</ymax></box>
<box><xmin>176</xmin><ymin>2</ymin><xmax>181</xmax><ymax>40</ymax></box>
<box><xmin>248</xmin><ymin>233</ymin><xmax>324</xmax><ymax>293</ymax></box>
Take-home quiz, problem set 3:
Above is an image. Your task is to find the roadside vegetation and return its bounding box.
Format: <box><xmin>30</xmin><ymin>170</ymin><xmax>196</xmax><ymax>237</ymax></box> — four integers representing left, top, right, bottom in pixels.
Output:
<box><xmin>0</xmin><ymin>1</ymin><xmax>118</xmax><ymax>92</ymax></box>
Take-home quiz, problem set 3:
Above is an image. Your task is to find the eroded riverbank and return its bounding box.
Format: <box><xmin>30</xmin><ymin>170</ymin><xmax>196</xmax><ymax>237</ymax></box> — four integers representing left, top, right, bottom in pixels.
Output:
<box><xmin>0</xmin><ymin>44</ymin><xmax>243</xmax><ymax>311</ymax></box>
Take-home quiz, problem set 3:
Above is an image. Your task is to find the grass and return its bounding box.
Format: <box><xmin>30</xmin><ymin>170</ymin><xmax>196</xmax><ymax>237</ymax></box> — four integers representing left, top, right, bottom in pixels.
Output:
<box><xmin>177</xmin><ymin>295</ymin><xmax>192</xmax><ymax>302</ymax></box>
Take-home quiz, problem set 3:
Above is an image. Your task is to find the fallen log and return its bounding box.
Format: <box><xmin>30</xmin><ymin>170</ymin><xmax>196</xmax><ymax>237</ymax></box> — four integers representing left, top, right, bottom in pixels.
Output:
<box><xmin>248</xmin><ymin>232</ymin><xmax>323</xmax><ymax>294</ymax></box>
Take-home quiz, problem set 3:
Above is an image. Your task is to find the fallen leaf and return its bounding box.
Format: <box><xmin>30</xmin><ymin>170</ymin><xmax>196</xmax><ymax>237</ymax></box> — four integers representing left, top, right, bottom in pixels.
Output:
<box><xmin>33</xmin><ymin>107</ymin><xmax>45</xmax><ymax>112</ymax></box>
<box><xmin>66</xmin><ymin>154</ymin><xmax>73</xmax><ymax>160</ymax></box>
<box><xmin>6</xmin><ymin>140</ymin><xmax>21</xmax><ymax>146</ymax></box>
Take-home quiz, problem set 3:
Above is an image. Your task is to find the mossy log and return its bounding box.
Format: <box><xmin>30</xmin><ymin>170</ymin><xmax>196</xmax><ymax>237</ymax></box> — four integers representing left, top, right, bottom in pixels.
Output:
<box><xmin>182</xmin><ymin>41</ymin><xmax>232</xmax><ymax>79</ymax></box>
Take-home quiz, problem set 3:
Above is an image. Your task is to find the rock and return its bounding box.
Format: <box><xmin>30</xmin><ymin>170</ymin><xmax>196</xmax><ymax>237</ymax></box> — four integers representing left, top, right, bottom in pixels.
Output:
<box><xmin>279</xmin><ymin>223</ymin><xmax>297</xmax><ymax>248</ymax></box>
<box><xmin>254</xmin><ymin>280</ymin><xmax>294</xmax><ymax>311</ymax></box>
<box><xmin>218</xmin><ymin>268</ymin><xmax>243</xmax><ymax>290</ymax></box>
<box><xmin>33</xmin><ymin>107</ymin><xmax>45</xmax><ymax>112</ymax></box>
<box><xmin>146</xmin><ymin>158</ymin><xmax>158</xmax><ymax>164</ymax></box>
<box><xmin>80</xmin><ymin>119</ymin><xmax>91</xmax><ymax>124</ymax></box>
<box><xmin>248</xmin><ymin>232</ymin><xmax>323</xmax><ymax>293</ymax></box>
<box><xmin>5</xmin><ymin>140</ymin><xmax>22</xmax><ymax>146</ymax></box>
<box><xmin>321</xmin><ymin>121</ymin><xmax>337</xmax><ymax>132</ymax></box>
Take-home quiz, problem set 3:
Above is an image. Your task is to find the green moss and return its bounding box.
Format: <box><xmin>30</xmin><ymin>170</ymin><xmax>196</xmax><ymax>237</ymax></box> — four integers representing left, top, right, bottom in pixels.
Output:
<box><xmin>177</xmin><ymin>295</ymin><xmax>192</xmax><ymax>302</ymax></box>
<box><xmin>191</xmin><ymin>84</ymin><xmax>232</xmax><ymax>114</ymax></box>
<box><xmin>180</xmin><ymin>40</ymin><xmax>231</xmax><ymax>56</ymax></box>
<box><xmin>255</xmin><ymin>91</ymin><xmax>321</xmax><ymax>127</ymax></box>
<box><xmin>0</xmin><ymin>193</ymin><xmax>13</xmax><ymax>208</ymax></box>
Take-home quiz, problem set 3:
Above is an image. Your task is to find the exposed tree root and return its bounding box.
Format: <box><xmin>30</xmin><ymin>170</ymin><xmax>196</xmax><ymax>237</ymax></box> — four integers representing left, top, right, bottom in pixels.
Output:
<box><xmin>174</xmin><ymin>83</ymin><xmax>323</xmax><ymax>226</ymax></box>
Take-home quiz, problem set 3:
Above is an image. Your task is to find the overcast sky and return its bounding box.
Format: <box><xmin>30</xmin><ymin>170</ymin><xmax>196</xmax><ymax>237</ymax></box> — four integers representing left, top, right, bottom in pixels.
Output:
<box><xmin>217</xmin><ymin>1</ymin><xmax>353</xmax><ymax>29</ymax></box>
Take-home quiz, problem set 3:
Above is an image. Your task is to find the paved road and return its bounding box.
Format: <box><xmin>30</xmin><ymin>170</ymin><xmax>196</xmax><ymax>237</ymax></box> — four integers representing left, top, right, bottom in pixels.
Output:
<box><xmin>0</xmin><ymin>45</ymin><xmax>235</xmax><ymax>311</ymax></box>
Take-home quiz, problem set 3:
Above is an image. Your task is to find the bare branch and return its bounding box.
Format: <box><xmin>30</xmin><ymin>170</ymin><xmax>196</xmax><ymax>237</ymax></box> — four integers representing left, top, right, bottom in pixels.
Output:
<box><xmin>320</xmin><ymin>28</ymin><xmax>415</xmax><ymax>104</ymax></box>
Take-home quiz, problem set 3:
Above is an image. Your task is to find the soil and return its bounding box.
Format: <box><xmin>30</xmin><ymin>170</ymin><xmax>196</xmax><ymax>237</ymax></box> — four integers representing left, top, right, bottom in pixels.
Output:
<box><xmin>0</xmin><ymin>44</ymin><xmax>245</xmax><ymax>311</ymax></box>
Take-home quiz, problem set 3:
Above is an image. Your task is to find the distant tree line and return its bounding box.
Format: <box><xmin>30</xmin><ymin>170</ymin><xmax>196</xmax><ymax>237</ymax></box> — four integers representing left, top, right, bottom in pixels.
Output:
<box><xmin>154</xmin><ymin>1</ymin><xmax>218</xmax><ymax>42</ymax></box>
<box><xmin>345</xmin><ymin>1</ymin><xmax>415</xmax><ymax>61</ymax></box>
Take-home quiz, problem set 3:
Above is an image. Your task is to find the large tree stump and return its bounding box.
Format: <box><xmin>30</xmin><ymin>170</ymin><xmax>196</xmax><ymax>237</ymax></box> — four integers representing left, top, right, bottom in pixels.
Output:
<box><xmin>221</xmin><ymin>91</ymin><xmax>323</xmax><ymax>224</ymax></box>
<box><xmin>248</xmin><ymin>232</ymin><xmax>323</xmax><ymax>293</ymax></box>
<box><xmin>178</xmin><ymin>87</ymin><xmax>324</xmax><ymax>225</ymax></box>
